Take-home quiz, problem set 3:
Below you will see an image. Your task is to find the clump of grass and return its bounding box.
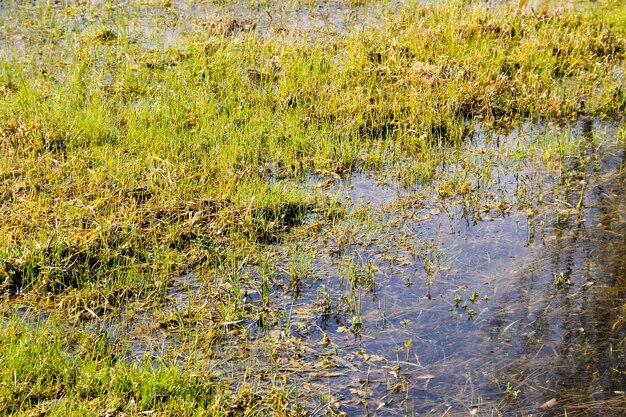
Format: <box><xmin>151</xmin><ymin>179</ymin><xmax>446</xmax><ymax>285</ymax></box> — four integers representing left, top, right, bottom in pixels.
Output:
<box><xmin>0</xmin><ymin>313</ymin><xmax>306</xmax><ymax>416</ymax></box>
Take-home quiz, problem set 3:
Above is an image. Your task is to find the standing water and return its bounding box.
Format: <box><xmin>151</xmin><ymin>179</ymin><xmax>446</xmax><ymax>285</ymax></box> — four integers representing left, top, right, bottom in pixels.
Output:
<box><xmin>1</xmin><ymin>1</ymin><xmax>624</xmax><ymax>416</ymax></box>
<box><xmin>208</xmin><ymin>119</ymin><xmax>626</xmax><ymax>416</ymax></box>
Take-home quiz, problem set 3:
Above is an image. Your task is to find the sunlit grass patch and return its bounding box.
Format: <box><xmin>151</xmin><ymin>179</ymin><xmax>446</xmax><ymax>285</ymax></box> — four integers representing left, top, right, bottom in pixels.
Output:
<box><xmin>1</xmin><ymin>1</ymin><xmax>624</xmax><ymax>294</ymax></box>
<box><xmin>0</xmin><ymin>0</ymin><xmax>625</xmax><ymax>415</ymax></box>
<box><xmin>0</xmin><ymin>309</ymin><xmax>311</xmax><ymax>416</ymax></box>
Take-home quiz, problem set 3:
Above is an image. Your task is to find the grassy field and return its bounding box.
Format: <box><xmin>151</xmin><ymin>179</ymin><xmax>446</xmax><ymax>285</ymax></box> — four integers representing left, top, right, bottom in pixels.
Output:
<box><xmin>1</xmin><ymin>0</ymin><xmax>625</xmax><ymax>415</ymax></box>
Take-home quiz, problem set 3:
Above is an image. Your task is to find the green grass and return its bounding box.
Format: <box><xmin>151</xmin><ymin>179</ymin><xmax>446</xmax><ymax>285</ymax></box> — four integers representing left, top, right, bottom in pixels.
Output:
<box><xmin>1</xmin><ymin>0</ymin><xmax>625</xmax><ymax>294</ymax></box>
<box><xmin>0</xmin><ymin>312</ymin><xmax>307</xmax><ymax>416</ymax></box>
<box><xmin>0</xmin><ymin>0</ymin><xmax>625</xmax><ymax>415</ymax></box>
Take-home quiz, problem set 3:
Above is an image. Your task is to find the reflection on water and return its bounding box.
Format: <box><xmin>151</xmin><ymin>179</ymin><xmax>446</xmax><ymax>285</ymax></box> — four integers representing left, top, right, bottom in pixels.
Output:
<box><xmin>218</xmin><ymin>119</ymin><xmax>625</xmax><ymax>416</ymax></box>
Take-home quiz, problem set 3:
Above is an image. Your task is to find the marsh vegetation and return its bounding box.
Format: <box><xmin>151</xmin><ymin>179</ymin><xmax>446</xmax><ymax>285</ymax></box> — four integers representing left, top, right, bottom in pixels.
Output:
<box><xmin>0</xmin><ymin>0</ymin><xmax>625</xmax><ymax>416</ymax></box>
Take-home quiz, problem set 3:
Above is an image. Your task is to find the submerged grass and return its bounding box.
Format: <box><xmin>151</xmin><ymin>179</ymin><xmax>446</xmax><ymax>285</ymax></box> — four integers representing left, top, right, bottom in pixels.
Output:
<box><xmin>0</xmin><ymin>0</ymin><xmax>625</xmax><ymax>415</ymax></box>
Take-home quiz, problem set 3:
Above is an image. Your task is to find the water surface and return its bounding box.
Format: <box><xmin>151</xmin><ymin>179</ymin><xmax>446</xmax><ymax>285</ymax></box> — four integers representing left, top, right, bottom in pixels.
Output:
<box><xmin>215</xmin><ymin>119</ymin><xmax>626</xmax><ymax>416</ymax></box>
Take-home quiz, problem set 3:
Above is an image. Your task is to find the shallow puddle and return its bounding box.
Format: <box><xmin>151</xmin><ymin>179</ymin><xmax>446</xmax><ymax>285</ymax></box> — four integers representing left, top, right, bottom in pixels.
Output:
<box><xmin>0</xmin><ymin>0</ymin><xmax>397</xmax><ymax>59</ymax></box>
<box><xmin>201</xmin><ymin>119</ymin><xmax>625</xmax><ymax>416</ymax></box>
<box><xmin>79</xmin><ymin>119</ymin><xmax>626</xmax><ymax>416</ymax></box>
<box><xmin>0</xmin><ymin>0</ymin><xmax>587</xmax><ymax>61</ymax></box>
